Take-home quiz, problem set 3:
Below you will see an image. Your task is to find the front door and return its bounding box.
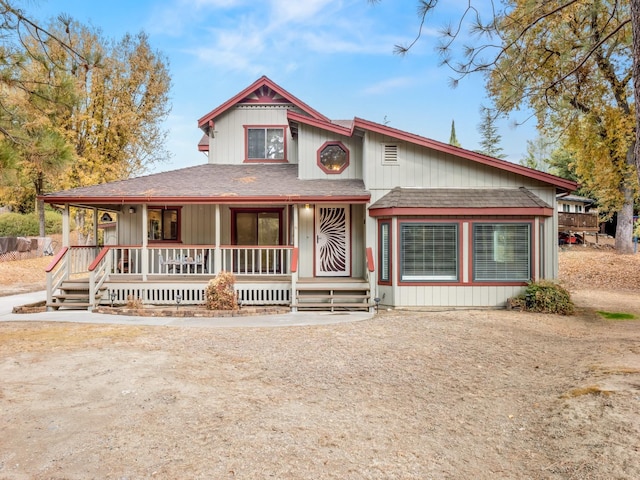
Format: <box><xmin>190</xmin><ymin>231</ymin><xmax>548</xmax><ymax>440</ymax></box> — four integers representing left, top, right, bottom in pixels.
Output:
<box><xmin>315</xmin><ymin>205</ymin><xmax>350</xmax><ymax>276</ymax></box>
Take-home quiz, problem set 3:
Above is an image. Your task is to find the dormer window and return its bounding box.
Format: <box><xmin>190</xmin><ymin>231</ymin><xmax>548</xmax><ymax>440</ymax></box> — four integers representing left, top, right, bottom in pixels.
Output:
<box><xmin>245</xmin><ymin>125</ymin><xmax>287</xmax><ymax>162</ymax></box>
<box><xmin>317</xmin><ymin>141</ymin><xmax>349</xmax><ymax>174</ymax></box>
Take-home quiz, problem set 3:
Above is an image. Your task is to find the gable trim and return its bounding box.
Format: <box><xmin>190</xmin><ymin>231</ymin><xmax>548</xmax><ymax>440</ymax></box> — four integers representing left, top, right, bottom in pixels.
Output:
<box><xmin>198</xmin><ymin>76</ymin><xmax>330</xmax><ymax>132</ymax></box>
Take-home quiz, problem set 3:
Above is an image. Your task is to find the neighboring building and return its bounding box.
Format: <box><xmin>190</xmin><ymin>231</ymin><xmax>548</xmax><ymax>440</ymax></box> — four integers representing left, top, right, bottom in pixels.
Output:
<box><xmin>557</xmin><ymin>194</ymin><xmax>599</xmax><ymax>242</ymax></box>
<box><xmin>41</xmin><ymin>76</ymin><xmax>576</xmax><ymax>311</ymax></box>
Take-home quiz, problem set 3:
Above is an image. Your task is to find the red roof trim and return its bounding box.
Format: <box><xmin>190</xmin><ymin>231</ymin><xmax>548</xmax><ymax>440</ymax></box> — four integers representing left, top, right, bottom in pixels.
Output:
<box><xmin>288</xmin><ymin>111</ymin><xmax>353</xmax><ymax>136</ymax></box>
<box><xmin>369</xmin><ymin>207</ymin><xmax>554</xmax><ymax>217</ymax></box>
<box><xmin>352</xmin><ymin>117</ymin><xmax>576</xmax><ymax>191</ymax></box>
<box><xmin>198</xmin><ymin>76</ymin><xmax>330</xmax><ymax>130</ymax></box>
<box><xmin>42</xmin><ymin>195</ymin><xmax>370</xmax><ymax>205</ymax></box>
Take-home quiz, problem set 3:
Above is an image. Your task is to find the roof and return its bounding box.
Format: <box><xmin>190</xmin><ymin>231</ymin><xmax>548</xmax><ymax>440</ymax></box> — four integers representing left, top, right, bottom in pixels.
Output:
<box><xmin>557</xmin><ymin>194</ymin><xmax>595</xmax><ymax>205</ymax></box>
<box><xmin>368</xmin><ymin>187</ymin><xmax>554</xmax><ymax>217</ymax></box>
<box><xmin>41</xmin><ymin>164</ymin><xmax>369</xmax><ymax>207</ymax></box>
<box><xmin>197</xmin><ymin>76</ymin><xmax>330</xmax><ymax>133</ymax></box>
<box><xmin>287</xmin><ymin>111</ymin><xmax>577</xmax><ymax>194</ymax></box>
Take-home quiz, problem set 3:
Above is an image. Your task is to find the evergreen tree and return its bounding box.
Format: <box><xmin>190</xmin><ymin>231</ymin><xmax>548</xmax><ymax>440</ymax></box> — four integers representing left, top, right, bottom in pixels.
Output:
<box><xmin>477</xmin><ymin>107</ymin><xmax>505</xmax><ymax>159</ymax></box>
<box><xmin>449</xmin><ymin>120</ymin><xmax>460</xmax><ymax>147</ymax></box>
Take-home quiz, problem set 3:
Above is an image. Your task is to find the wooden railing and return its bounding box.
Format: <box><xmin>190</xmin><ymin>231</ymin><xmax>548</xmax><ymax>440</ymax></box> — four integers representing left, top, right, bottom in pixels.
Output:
<box><xmin>558</xmin><ymin>212</ymin><xmax>599</xmax><ymax>230</ymax></box>
<box><xmin>106</xmin><ymin>245</ymin><xmax>293</xmax><ymax>276</ymax></box>
<box><xmin>220</xmin><ymin>246</ymin><xmax>293</xmax><ymax>275</ymax></box>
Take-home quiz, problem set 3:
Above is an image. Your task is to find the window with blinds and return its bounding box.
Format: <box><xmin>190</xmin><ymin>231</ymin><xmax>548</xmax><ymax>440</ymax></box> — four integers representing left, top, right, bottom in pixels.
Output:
<box><xmin>379</xmin><ymin>222</ymin><xmax>390</xmax><ymax>283</ymax></box>
<box><xmin>473</xmin><ymin>224</ymin><xmax>530</xmax><ymax>281</ymax></box>
<box><xmin>400</xmin><ymin>223</ymin><xmax>458</xmax><ymax>281</ymax></box>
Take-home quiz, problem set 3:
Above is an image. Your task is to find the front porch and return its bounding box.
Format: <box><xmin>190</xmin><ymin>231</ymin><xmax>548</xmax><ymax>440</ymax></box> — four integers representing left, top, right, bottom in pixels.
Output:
<box><xmin>46</xmin><ymin>245</ymin><xmax>374</xmax><ymax>312</ymax></box>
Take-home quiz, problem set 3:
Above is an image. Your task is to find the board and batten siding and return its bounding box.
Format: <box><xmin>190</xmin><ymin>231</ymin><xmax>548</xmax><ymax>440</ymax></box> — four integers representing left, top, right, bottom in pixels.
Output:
<box><xmin>297</xmin><ymin>203</ymin><xmax>366</xmax><ymax>278</ymax></box>
<box><xmin>118</xmin><ymin>205</ymin><xmax>218</xmax><ymax>246</ymax></box>
<box><xmin>296</xmin><ymin>124</ymin><xmax>363</xmax><ymax>180</ymax></box>
<box><xmin>361</xmin><ymin>131</ymin><xmax>560</xmax><ymax>308</ymax></box>
<box><xmin>207</xmin><ymin>105</ymin><xmax>299</xmax><ymax>165</ymax></box>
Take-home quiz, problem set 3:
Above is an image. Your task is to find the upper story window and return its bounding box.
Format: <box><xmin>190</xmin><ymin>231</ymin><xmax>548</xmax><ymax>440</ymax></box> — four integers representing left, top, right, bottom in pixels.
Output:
<box><xmin>317</xmin><ymin>141</ymin><xmax>349</xmax><ymax>174</ymax></box>
<box><xmin>148</xmin><ymin>207</ymin><xmax>180</xmax><ymax>242</ymax></box>
<box><xmin>245</xmin><ymin>126</ymin><xmax>286</xmax><ymax>162</ymax></box>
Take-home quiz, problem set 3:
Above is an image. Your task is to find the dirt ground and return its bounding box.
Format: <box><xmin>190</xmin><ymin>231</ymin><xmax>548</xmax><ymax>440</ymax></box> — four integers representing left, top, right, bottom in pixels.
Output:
<box><xmin>1</xmin><ymin>249</ymin><xmax>640</xmax><ymax>479</ymax></box>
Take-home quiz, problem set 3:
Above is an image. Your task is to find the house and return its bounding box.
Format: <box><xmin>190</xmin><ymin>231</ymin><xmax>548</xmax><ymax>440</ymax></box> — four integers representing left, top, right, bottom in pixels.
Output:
<box><xmin>41</xmin><ymin>76</ymin><xmax>576</xmax><ymax>311</ymax></box>
<box><xmin>557</xmin><ymin>194</ymin><xmax>599</xmax><ymax>244</ymax></box>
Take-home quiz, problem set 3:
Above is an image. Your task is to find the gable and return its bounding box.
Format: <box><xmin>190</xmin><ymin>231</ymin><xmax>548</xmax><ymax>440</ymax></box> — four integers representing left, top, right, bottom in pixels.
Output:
<box><xmin>198</xmin><ymin>76</ymin><xmax>329</xmax><ymax>134</ymax></box>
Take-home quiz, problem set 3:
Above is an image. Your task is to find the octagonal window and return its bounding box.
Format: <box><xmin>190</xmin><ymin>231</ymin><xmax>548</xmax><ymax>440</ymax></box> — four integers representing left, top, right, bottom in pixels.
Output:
<box><xmin>318</xmin><ymin>141</ymin><xmax>349</xmax><ymax>174</ymax></box>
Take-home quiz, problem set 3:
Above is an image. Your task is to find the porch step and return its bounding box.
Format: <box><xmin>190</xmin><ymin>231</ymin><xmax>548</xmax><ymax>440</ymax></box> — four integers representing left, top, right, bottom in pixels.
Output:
<box><xmin>295</xmin><ymin>284</ymin><xmax>371</xmax><ymax>312</ymax></box>
<box><xmin>49</xmin><ymin>280</ymin><xmax>106</xmax><ymax>311</ymax></box>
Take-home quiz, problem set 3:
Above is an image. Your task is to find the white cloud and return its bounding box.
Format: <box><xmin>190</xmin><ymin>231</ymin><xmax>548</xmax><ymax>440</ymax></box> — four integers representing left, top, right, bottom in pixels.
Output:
<box><xmin>361</xmin><ymin>77</ymin><xmax>417</xmax><ymax>96</ymax></box>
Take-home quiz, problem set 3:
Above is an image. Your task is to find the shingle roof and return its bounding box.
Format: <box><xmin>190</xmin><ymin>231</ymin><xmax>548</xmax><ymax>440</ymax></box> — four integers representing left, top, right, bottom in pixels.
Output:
<box><xmin>42</xmin><ymin>164</ymin><xmax>369</xmax><ymax>205</ymax></box>
<box><xmin>369</xmin><ymin>187</ymin><xmax>552</xmax><ymax>210</ymax></box>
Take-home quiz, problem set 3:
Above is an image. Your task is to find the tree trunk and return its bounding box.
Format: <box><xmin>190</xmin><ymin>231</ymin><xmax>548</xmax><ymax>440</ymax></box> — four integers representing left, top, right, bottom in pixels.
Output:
<box><xmin>632</xmin><ymin>0</ymin><xmax>640</xmax><ymax>188</ymax></box>
<box><xmin>615</xmin><ymin>191</ymin><xmax>634</xmax><ymax>253</ymax></box>
<box><xmin>615</xmin><ymin>143</ymin><xmax>637</xmax><ymax>254</ymax></box>
<box><xmin>37</xmin><ymin>197</ymin><xmax>45</xmax><ymax>237</ymax></box>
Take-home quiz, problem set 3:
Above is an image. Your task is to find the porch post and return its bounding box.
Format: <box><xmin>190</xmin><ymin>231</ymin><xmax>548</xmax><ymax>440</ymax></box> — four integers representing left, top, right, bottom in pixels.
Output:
<box><xmin>62</xmin><ymin>204</ymin><xmax>70</xmax><ymax>247</ymax></box>
<box><xmin>91</xmin><ymin>207</ymin><xmax>98</xmax><ymax>246</ymax></box>
<box><xmin>141</xmin><ymin>205</ymin><xmax>149</xmax><ymax>281</ymax></box>
<box><xmin>214</xmin><ymin>204</ymin><xmax>221</xmax><ymax>275</ymax></box>
<box><xmin>291</xmin><ymin>204</ymin><xmax>299</xmax><ymax>312</ymax></box>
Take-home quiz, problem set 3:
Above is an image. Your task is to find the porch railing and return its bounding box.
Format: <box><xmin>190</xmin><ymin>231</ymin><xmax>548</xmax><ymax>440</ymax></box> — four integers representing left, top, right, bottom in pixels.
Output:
<box><xmin>220</xmin><ymin>246</ymin><xmax>292</xmax><ymax>275</ymax></box>
<box><xmin>107</xmin><ymin>245</ymin><xmax>292</xmax><ymax>276</ymax></box>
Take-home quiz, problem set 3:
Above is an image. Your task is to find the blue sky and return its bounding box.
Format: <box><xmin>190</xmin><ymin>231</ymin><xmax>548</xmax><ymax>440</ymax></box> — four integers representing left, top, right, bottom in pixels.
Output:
<box><xmin>30</xmin><ymin>0</ymin><xmax>537</xmax><ymax>173</ymax></box>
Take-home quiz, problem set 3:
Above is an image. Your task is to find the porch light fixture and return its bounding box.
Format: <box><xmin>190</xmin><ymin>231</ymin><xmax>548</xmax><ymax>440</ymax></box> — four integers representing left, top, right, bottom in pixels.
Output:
<box><xmin>305</xmin><ymin>203</ymin><xmax>310</xmax><ymax>210</ymax></box>
<box><xmin>128</xmin><ymin>207</ymin><xmax>136</xmax><ymax>214</ymax></box>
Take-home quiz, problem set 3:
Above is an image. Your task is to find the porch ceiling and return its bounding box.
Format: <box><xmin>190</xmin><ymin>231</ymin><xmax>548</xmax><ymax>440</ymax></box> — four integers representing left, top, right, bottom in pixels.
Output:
<box><xmin>40</xmin><ymin>164</ymin><xmax>370</xmax><ymax>208</ymax></box>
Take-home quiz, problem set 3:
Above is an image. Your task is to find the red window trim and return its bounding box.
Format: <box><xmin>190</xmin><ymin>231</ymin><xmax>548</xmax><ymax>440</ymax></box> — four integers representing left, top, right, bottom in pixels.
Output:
<box><xmin>378</xmin><ymin>219</ymin><xmax>392</xmax><ymax>286</ymax></box>
<box><xmin>243</xmin><ymin>125</ymin><xmax>288</xmax><ymax>163</ymax></box>
<box><xmin>230</xmin><ymin>207</ymin><xmax>284</xmax><ymax>245</ymax></box>
<box><xmin>317</xmin><ymin>140</ymin><xmax>349</xmax><ymax>174</ymax></box>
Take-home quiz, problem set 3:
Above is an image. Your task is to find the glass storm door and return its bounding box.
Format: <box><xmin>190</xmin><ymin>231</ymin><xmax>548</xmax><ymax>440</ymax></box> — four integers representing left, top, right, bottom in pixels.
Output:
<box><xmin>315</xmin><ymin>206</ymin><xmax>350</xmax><ymax>276</ymax></box>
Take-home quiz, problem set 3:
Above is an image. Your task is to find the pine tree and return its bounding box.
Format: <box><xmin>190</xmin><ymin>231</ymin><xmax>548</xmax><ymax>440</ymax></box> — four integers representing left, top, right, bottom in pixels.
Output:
<box><xmin>477</xmin><ymin>107</ymin><xmax>505</xmax><ymax>159</ymax></box>
<box><xmin>449</xmin><ymin>120</ymin><xmax>461</xmax><ymax>147</ymax></box>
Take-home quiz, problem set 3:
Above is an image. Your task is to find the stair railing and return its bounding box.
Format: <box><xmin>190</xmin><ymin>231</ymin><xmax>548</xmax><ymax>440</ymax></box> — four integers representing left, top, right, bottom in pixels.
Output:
<box><xmin>45</xmin><ymin>247</ymin><xmax>70</xmax><ymax>309</ymax></box>
<box><xmin>88</xmin><ymin>247</ymin><xmax>112</xmax><ymax>309</ymax></box>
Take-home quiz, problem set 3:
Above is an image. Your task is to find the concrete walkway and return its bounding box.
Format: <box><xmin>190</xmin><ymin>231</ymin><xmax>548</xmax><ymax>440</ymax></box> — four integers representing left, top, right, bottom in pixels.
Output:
<box><xmin>0</xmin><ymin>290</ymin><xmax>374</xmax><ymax>327</ymax></box>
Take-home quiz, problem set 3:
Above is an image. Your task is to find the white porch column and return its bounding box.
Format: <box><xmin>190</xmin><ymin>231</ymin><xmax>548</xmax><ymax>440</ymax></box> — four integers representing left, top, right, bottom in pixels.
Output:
<box><xmin>91</xmin><ymin>207</ymin><xmax>98</xmax><ymax>246</ymax></box>
<box><xmin>62</xmin><ymin>204</ymin><xmax>70</xmax><ymax>247</ymax></box>
<box><xmin>142</xmin><ymin>205</ymin><xmax>149</xmax><ymax>281</ymax></box>
<box><xmin>291</xmin><ymin>204</ymin><xmax>299</xmax><ymax>312</ymax></box>
<box><xmin>214</xmin><ymin>204</ymin><xmax>221</xmax><ymax>275</ymax></box>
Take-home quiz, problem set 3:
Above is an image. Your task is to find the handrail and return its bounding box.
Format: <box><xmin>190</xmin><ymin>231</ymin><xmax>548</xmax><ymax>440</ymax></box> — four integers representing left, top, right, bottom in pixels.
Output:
<box><xmin>45</xmin><ymin>246</ymin><xmax>69</xmax><ymax>273</ymax></box>
<box><xmin>89</xmin><ymin>247</ymin><xmax>111</xmax><ymax>309</ymax></box>
<box><xmin>291</xmin><ymin>247</ymin><xmax>299</xmax><ymax>273</ymax></box>
<box><xmin>366</xmin><ymin>247</ymin><xmax>375</xmax><ymax>272</ymax></box>
<box><xmin>46</xmin><ymin>248</ymin><xmax>70</xmax><ymax>308</ymax></box>
<box><xmin>89</xmin><ymin>246</ymin><xmax>110</xmax><ymax>271</ymax></box>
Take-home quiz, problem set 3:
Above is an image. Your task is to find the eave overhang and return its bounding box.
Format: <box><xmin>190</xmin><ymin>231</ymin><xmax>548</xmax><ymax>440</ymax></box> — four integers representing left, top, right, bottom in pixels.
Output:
<box><xmin>368</xmin><ymin>206</ymin><xmax>555</xmax><ymax>217</ymax></box>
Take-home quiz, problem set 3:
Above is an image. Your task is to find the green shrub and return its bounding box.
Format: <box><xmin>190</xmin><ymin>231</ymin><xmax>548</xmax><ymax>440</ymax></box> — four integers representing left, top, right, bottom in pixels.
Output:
<box><xmin>513</xmin><ymin>280</ymin><xmax>574</xmax><ymax>315</ymax></box>
<box><xmin>205</xmin><ymin>271</ymin><xmax>239</xmax><ymax>311</ymax></box>
<box><xmin>0</xmin><ymin>211</ymin><xmax>63</xmax><ymax>236</ymax></box>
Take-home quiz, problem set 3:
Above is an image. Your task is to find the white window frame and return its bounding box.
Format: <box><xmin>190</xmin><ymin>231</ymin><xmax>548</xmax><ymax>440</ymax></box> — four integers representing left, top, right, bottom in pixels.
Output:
<box><xmin>400</xmin><ymin>223</ymin><xmax>458</xmax><ymax>282</ymax></box>
<box><xmin>473</xmin><ymin>223</ymin><xmax>531</xmax><ymax>282</ymax></box>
